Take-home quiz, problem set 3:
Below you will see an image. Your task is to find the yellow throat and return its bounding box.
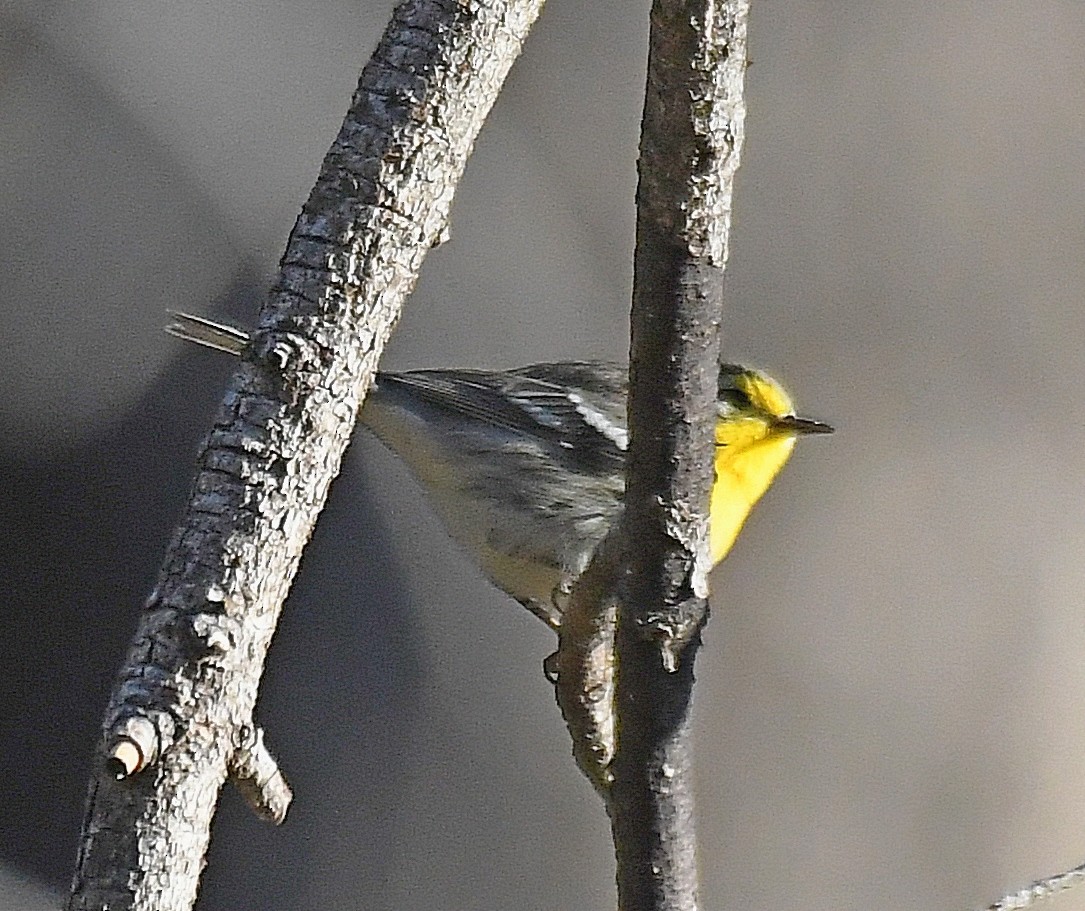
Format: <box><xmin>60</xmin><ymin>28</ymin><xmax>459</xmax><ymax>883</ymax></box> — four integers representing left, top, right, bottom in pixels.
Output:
<box><xmin>709</xmin><ymin>367</ymin><xmax>830</xmax><ymax>566</ymax></box>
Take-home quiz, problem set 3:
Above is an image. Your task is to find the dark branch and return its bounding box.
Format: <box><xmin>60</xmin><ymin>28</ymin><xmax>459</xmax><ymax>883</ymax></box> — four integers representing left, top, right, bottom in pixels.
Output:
<box><xmin>609</xmin><ymin>3</ymin><xmax>750</xmax><ymax>911</ymax></box>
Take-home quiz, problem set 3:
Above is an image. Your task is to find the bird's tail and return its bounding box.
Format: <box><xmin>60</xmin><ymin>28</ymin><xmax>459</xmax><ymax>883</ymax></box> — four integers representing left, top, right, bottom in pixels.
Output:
<box><xmin>165</xmin><ymin>311</ymin><xmax>249</xmax><ymax>356</ymax></box>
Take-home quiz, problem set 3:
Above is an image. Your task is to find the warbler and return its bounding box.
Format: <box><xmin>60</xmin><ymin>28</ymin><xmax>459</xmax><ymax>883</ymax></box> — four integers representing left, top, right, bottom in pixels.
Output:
<box><xmin>166</xmin><ymin>312</ymin><xmax>832</xmax><ymax>629</ymax></box>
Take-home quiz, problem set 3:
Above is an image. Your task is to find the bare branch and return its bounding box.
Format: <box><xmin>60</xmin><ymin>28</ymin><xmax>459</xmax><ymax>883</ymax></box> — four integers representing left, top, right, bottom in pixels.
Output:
<box><xmin>984</xmin><ymin>861</ymin><xmax>1085</xmax><ymax>911</ymax></box>
<box><xmin>609</xmin><ymin>3</ymin><xmax>750</xmax><ymax>911</ymax></box>
<box><xmin>553</xmin><ymin>532</ymin><xmax>622</xmax><ymax>793</ymax></box>
<box><xmin>67</xmin><ymin>2</ymin><xmax>543</xmax><ymax>909</ymax></box>
<box><xmin>229</xmin><ymin>725</ymin><xmax>291</xmax><ymax>825</ymax></box>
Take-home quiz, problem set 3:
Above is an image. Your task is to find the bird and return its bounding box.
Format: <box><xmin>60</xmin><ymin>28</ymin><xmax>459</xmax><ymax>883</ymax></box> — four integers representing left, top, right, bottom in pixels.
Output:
<box><xmin>166</xmin><ymin>312</ymin><xmax>832</xmax><ymax>630</ymax></box>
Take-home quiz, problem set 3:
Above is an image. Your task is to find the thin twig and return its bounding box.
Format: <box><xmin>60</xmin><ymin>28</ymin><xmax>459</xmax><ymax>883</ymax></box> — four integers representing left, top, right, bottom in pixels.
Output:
<box><xmin>985</xmin><ymin>862</ymin><xmax>1085</xmax><ymax>911</ymax></box>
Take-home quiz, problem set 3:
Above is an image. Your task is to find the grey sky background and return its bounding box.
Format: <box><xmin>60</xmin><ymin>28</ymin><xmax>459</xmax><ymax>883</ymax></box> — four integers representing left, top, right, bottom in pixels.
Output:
<box><xmin>3</xmin><ymin>3</ymin><xmax>1085</xmax><ymax>910</ymax></box>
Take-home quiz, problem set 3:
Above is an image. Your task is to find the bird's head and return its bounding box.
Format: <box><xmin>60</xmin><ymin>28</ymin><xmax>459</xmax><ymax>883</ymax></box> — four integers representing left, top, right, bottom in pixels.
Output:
<box><xmin>715</xmin><ymin>364</ymin><xmax>833</xmax><ymax>447</ymax></box>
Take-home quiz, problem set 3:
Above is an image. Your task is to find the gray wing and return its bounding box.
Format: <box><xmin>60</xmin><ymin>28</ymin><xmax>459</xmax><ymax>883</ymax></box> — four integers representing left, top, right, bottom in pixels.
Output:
<box><xmin>373</xmin><ymin>362</ymin><xmax>629</xmax><ymax>474</ymax></box>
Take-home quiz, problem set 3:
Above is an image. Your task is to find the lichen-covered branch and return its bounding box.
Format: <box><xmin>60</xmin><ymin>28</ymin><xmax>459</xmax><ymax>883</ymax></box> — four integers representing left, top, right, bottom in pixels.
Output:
<box><xmin>609</xmin><ymin>2</ymin><xmax>750</xmax><ymax>911</ymax></box>
<box><xmin>67</xmin><ymin>3</ymin><xmax>543</xmax><ymax>909</ymax></box>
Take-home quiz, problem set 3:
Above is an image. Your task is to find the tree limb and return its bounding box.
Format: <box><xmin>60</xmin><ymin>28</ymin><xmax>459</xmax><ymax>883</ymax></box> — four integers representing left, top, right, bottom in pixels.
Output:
<box><xmin>610</xmin><ymin>3</ymin><xmax>750</xmax><ymax>911</ymax></box>
<box><xmin>67</xmin><ymin>2</ymin><xmax>543</xmax><ymax>909</ymax></box>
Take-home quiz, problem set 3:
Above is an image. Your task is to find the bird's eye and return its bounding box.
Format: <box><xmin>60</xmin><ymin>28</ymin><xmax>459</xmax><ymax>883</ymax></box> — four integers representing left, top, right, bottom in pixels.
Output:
<box><xmin>717</xmin><ymin>387</ymin><xmax>752</xmax><ymax>415</ymax></box>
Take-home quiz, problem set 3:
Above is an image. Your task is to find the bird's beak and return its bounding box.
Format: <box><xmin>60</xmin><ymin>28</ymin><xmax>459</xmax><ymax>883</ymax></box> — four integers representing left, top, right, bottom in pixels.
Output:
<box><xmin>774</xmin><ymin>415</ymin><xmax>834</xmax><ymax>435</ymax></box>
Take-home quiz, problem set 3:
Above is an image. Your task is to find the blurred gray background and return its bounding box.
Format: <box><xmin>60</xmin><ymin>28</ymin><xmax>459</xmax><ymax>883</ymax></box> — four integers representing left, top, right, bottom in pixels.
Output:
<box><xmin>4</xmin><ymin>2</ymin><xmax>1085</xmax><ymax>909</ymax></box>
